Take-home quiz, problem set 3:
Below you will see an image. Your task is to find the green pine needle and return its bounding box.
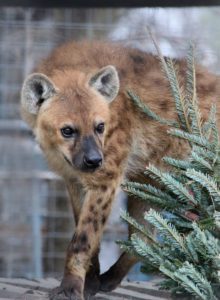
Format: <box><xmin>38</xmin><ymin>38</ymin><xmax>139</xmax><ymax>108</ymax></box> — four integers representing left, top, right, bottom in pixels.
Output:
<box><xmin>168</xmin><ymin>128</ymin><xmax>214</xmax><ymax>151</ymax></box>
<box><xmin>146</xmin><ymin>164</ymin><xmax>197</xmax><ymax>205</ymax></box>
<box><xmin>120</xmin><ymin>210</ymin><xmax>156</xmax><ymax>243</ymax></box>
<box><xmin>145</xmin><ymin>209</ymin><xmax>188</xmax><ymax>255</ymax></box>
<box><xmin>186</xmin><ymin>169</ymin><xmax>220</xmax><ymax>204</ymax></box>
<box><xmin>174</xmin><ymin>262</ymin><xmax>217</xmax><ymax>300</ymax></box>
<box><xmin>127</xmin><ymin>90</ymin><xmax>178</xmax><ymax>127</ymax></box>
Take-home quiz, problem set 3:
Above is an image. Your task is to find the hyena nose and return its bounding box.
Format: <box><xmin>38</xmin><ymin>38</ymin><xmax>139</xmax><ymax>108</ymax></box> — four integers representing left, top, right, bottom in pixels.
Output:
<box><xmin>83</xmin><ymin>154</ymin><xmax>102</xmax><ymax>169</ymax></box>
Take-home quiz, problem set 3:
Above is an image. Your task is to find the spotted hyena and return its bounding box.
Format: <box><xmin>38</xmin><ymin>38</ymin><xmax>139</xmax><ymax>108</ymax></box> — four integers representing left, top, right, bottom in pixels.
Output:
<box><xmin>21</xmin><ymin>41</ymin><xmax>220</xmax><ymax>299</ymax></box>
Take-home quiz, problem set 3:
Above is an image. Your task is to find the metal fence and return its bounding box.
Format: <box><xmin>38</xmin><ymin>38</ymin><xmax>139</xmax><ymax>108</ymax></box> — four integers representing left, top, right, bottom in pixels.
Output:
<box><xmin>0</xmin><ymin>7</ymin><xmax>129</xmax><ymax>279</ymax></box>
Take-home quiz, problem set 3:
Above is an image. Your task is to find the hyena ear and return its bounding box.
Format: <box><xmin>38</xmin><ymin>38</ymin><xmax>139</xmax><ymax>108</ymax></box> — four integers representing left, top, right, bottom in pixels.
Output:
<box><xmin>89</xmin><ymin>65</ymin><xmax>119</xmax><ymax>102</ymax></box>
<box><xmin>21</xmin><ymin>73</ymin><xmax>57</xmax><ymax>114</ymax></box>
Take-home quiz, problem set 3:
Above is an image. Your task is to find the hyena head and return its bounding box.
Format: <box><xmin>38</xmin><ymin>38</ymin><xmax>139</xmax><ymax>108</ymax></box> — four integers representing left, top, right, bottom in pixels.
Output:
<box><xmin>21</xmin><ymin>66</ymin><xmax>119</xmax><ymax>175</ymax></box>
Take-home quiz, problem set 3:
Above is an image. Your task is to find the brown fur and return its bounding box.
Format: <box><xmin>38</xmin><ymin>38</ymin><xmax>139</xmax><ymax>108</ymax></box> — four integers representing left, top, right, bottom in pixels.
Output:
<box><xmin>21</xmin><ymin>40</ymin><xmax>220</xmax><ymax>299</ymax></box>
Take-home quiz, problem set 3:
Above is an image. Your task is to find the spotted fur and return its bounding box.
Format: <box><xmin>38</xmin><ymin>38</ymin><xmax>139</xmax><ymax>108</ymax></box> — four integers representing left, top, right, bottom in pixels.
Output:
<box><xmin>21</xmin><ymin>40</ymin><xmax>220</xmax><ymax>300</ymax></box>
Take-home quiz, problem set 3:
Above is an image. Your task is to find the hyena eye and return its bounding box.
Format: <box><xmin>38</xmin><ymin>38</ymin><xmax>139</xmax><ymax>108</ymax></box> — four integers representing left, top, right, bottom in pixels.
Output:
<box><xmin>96</xmin><ymin>123</ymin><xmax>105</xmax><ymax>134</ymax></box>
<box><xmin>61</xmin><ymin>126</ymin><xmax>78</xmax><ymax>138</ymax></box>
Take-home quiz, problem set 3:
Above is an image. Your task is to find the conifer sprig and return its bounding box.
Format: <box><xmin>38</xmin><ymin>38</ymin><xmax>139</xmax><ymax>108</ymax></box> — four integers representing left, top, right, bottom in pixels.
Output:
<box><xmin>120</xmin><ymin>44</ymin><xmax>220</xmax><ymax>299</ymax></box>
<box><xmin>127</xmin><ymin>90</ymin><xmax>178</xmax><ymax>127</ymax></box>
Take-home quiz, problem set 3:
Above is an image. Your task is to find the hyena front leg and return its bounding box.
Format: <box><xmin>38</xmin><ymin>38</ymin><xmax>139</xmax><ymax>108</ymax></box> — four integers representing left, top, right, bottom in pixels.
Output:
<box><xmin>60</xmin><ymin>181</ymin><xmax>119</xmax><ymax>300</ymax></box>
<box><xmin>100</xmin><ymin>194</ymin><xmax>152</xmax><ymax>292</ymax></box>
<box><xmin>65</xmin><ymin>180</ymin><xmax>101</xmax><ymax>297</ymax></box>
<box><xmin>66</xmin><ymin>179</ymin><xmax>85</xmax><ymax>224</ymax></box>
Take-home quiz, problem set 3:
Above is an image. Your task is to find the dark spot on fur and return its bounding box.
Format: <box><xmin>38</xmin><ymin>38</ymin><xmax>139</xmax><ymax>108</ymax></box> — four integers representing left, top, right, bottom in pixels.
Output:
<box><xmin>102</xmin><ymin>216</ymin><xmax>107</xmax><ymax>225</ymax></box>
<box><xmin>106</xmin><ymin>145</ymin><xmax>117</xmax><ymax>155</ymax></box>
<box><xmin>70</xmin><ymin>234</ymin><xmax>80</xmax><ymax>253</ymax></box>
<box><xmin>153</xmin><ymin>78</ymin><xmax>164</xmax><ymax>86</ymax></box>
<box><xmin>111</xmin><ymin>189</ymin><xmax>116</xmax><ymax>197</ymax></box>
<box><xmin>130</xmin><ymin>54</ymin><xmax>145</xmax><ymax>64</ymax></box>
<box><xmin>117</xmin><ymin>137</ymin><xmax>125</xmax><ymax>146</ymax></box>
<box><xmin>114</xmin><ymin>156</ymin><xmax>123</xmax><ymax>166</ymax></box>
<box><xmin>100</xmin><ymin>185</ymin><xmax>107</xmax><ymax>192</ymax></box>
<box><xmin>149</xmin><ymin>150</ymin><xmax>157</xmax><ymax>160</ymax></box>
<box><xmin>178</xmin><ymin>69</ymin><xmax>186</xmax><ymax>78</ymax></box>
<box><xmin>130</xmin><ymin>53</ymin><xmax>146</xmax><ymax>75</ymax></box>
<box><xmin>106</xmin><ymin>127</ymin><xmax>115</xmax><ymax>139</ymax></box>
<box><xmin>90</xmin><ymin>204</ymin><xmax>95</xmax><ymax>212</ymax></box>
<box><xmin>133</xmin><ymin>66</ymin><xmax>139</xmax><ymax>75</ymax></box>
<box><xmin>81</xmin><ymin>244</ymin><xmax>89</xmax><ymax>252</ymax></box>
<box><xmin>97</xmin><ymin>198</ymin><xmax>102</xmax><ymax>204</ymax></box>
<box><xmin>72</xmin><ymin>246</ymin><xmax>80</xmax><ymax>254</ymax></box>
<box><xmin>93</xmin><ymin>220</ymin><xmax>98</xmax><ymax>232</ymax></box>
<box><xmin>89</xmin><ymin>204</ymin><xmax>98</xmax><ymax>216</ymax></box>
<box><xmin>79</xmin><ymin>231</ymin><xmax>88</xmax><ymax>244</ymax></box>
<box><xmin>102</xmin><ymin>202</ymin><xmax>109</xmax><ymax>211</ymax></box>
<box><xmin>82</xmin><ymin>216</ymin><xmax>93</xmax><ymax>225</ymax></box>
<box><xmin>198</xmin><ymin>81</ymin><xmax>217</xmax><ymax>95</ymax></box>
<box><xmin>71</xmin><ymin>233</ymin><xmax>77</xmax><ymax>244</ymax></box>
<box><xmin>86</xmin><ymin>216</ymin><xmax>93</xmax><ymax>223</ymax></box>
<box><xmin>160</xmin><ymin>100</ymin><xmax>168</xmax><ymax>110</ymax></box>
<box><xmin>106</xmin><ymin>171</ymin><xmax>115</xmax><ymax>179</ymax></box>
<box><xmin>72</xmin><ymin>231</ymin><xmax>89</xmax><ymax>253</ymax></box>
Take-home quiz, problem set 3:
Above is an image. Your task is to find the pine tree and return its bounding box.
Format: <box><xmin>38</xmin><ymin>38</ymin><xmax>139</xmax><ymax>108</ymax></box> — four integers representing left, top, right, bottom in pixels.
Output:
<box><xmin>119</xmin><ymin>45</ymin><xmax>220</xmax><ymax>300</ymax></box>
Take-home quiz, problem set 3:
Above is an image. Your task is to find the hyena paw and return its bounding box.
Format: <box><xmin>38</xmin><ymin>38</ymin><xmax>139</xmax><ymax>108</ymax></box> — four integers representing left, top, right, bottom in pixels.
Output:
<box><xmin>50</xmin><ymin>274</ymin><xmax>84</xmax><ymax>300</ymax></box>
<box><xmin>84</xmin><ymin>271</ymin><xmax>100</xmax><ymax>298</ymax></box>
<box><xmin>99</xmin><ymin>272</ymin><xmax>121</xmax><ymax>292</ymax></box>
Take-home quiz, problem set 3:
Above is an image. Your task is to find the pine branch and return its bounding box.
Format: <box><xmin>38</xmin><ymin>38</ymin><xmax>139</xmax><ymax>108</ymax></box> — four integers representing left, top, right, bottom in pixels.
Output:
<box><xmin>203</xmin><ymin>104</ymin><xmax>217</xmax><ymax>140</ymax></box>
<box><xmin>131</xmin><ymin>234</ymin><xmax>163</xmax><ymax>267</ymax></box>
<box><xmin>185</xmin><ymin>44</ymin><xmax>203</xmax><ymax>136</ymax></box>
<box><xmin>166</xmin><ymin>58</ymin><xmax>191</xmax><ymax>132</ymax></box>
<box><xmin>144</xmin><ymin>209</ymin><xmax>188</xmax><ymax>255</ymax></box>
<box><xmin>116</xmin><ymin>240</ymin><xmax>138</xmax><ymax>256</ymax></box>
<box><xmin>123</xmin><ymin>181</ymin><xmax>176</xmax><ymax>208</ymax></box>
<box><xmin>186</xmin><ymin>169</ymin><xmax>220</xmax><ymax>204</ymax></box>
<box><xmin>168</xmin><ymin>128</ymin><xmax>214</xmax><ymax>151</ymax></box>
<box><xmin>120</xmin><ymin>210</ymin><xmax>156</xmax><ymax>243</ymax></box>
<box><xmin>174</xmin><ymin>262</ymin><xmax>217</xmax><ymax>300</ymax></box>
<box><xmin>192</xmin><ymin>145</ymin><xmax>219</xmax><ymax>165</ymax></box>
<box><xmin>191</xmin><ymin>223</ymin><xmax>219</xmax><ymax>258</ymax></box>
<box><xmin>149</xmin><ymin>30</ymin><xmax>190</xmax><ymax>132</ymax></box>
<box><xmin>127</xmin><ymin>90</ymin><xmax>178</xmax><ymax>127</ymax></box>
<box><xmin>185</xmin><ymin>43</ymin><xmax>196</xmax><ymax>106</ymax></box>
<box><xmin>146</xmin><ymin>164</ymin><xmax>197</xmax><ymax>205</ymax></box>
<box><xmin>163</xmin><ymin>156</ymin><xmax>191</xmax><ymax>170</ymax></box>
<box><xmin>191</xmin><ymin>151</ymin><xmax>213</xmax><ymax>171</ymax></box>
<box><xmin>214</xmin><ymin>211</ymin><xmax>220</xmax><ymax>229</ymax></box>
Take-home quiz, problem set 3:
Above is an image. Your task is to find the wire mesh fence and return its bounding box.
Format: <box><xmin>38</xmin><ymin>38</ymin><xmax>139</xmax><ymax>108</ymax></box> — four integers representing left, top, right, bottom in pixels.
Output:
<box><xmin>0</xmin><ymin>7</ymin><xmax>129</xmax><ymax>279</ymax></box>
